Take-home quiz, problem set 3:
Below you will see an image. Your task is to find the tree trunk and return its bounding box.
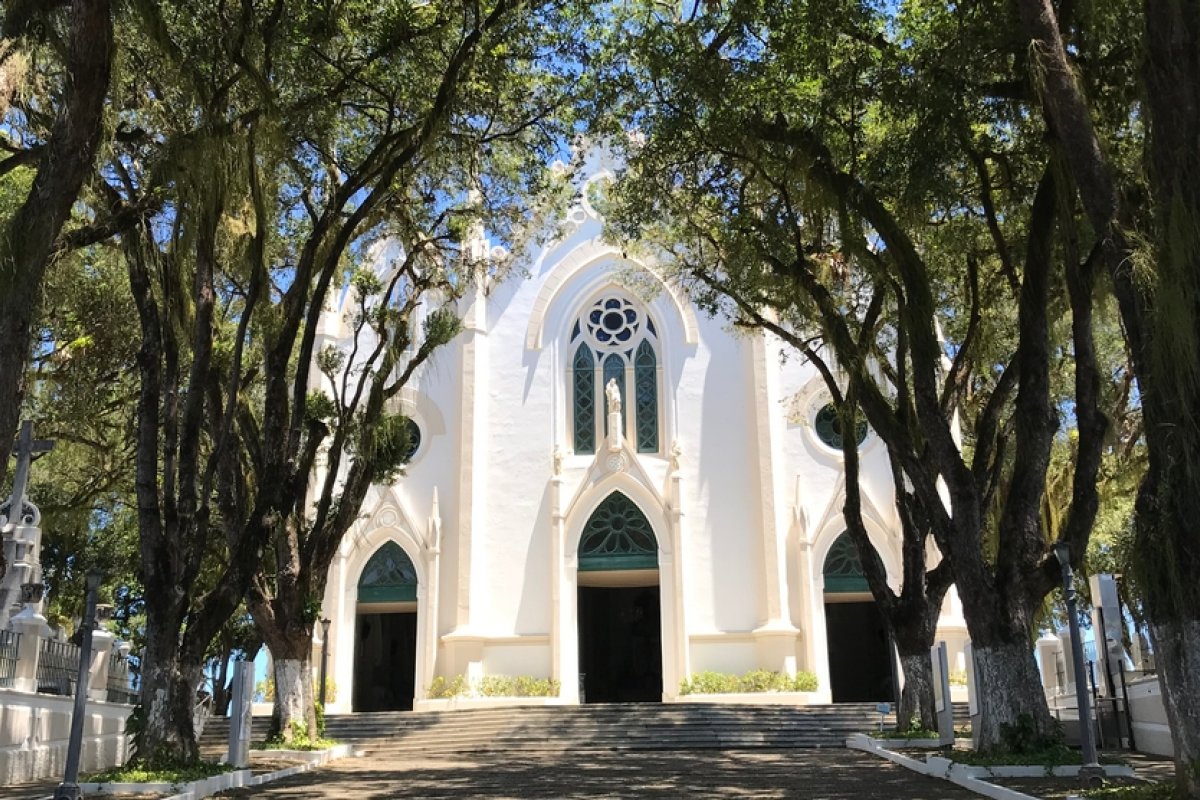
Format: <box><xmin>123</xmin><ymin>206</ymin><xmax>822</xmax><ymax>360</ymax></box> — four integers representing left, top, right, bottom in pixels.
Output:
<box><xmin>265</xmin><ymin>626</ymin><xmax>318</xmax><ymax>743</ymax></box>
<box><xmin>212</xmin><ymin>654</ymin><xmax>231</xmax><ymax>717</ymax></box>
<box><xmin>971</xmin><ymin>641</ymin><xmax>1055</xmax><ymax>751</ymax></box>
<box><xmin>1149</xmin><ymin>620</ymin><xmax>1200</xmax><ymax>798</ymax></box>
<box><xmin>0</xmin><ymin>0</ymin><xmax>113</xmax><ymax>490</ymax></box>
<box><xmin>273</xmin><ymin>655</ymin><xmax>317</xmax><ymax>743</ymax></box>
<box><xmin>897</xmin><ymin>650</ymin><xmax>937</xmax><ymax>733</ymax></box>
<box><xmin>138</xmin><ymin>619</ymin><xmax>200</xmax><ymax>765</ymax></box>
<box><xmin>1140</xmin><ymin>3</ymin><xmax>1200</xmax><ymax>794</ymax></box>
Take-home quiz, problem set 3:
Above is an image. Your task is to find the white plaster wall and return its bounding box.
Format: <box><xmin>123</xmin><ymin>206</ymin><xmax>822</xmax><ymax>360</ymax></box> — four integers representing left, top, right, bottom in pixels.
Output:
<box><xmin>680</xmin><ymin>324</ymin><xmax>764</xmax><ymax>635</ymax></box>
<box><xmin>0</xmin><ymin>691</ymin><xmax>132</xmax><ymax>785</ymax></box>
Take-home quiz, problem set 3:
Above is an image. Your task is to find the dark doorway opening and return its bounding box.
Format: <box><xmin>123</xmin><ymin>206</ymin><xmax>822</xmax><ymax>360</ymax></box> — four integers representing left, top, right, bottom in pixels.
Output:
<box><xmin>578</xmin><ymin>585</ymin><xmax>662</xmax><ymax>703</ymax></box>
<box><xmin>353</xmin><ymin>612</ymin><xmax>417</xmax><ymax>711</ymax></box>
<box><xmin>824</xmin><ymin>600</ymin><xmax>894</xmax><ymax>703</ymax></box>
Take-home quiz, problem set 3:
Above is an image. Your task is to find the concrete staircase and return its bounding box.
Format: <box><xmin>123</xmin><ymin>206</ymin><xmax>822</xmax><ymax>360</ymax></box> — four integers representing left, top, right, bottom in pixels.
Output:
<box><xmin>199</xmin><ymin>703</ymin><xmax>897</xmax><ymax>757</ymax></box>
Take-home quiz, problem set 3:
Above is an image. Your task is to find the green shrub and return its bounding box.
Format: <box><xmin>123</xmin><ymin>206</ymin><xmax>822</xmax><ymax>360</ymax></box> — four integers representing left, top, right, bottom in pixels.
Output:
<box><xmin>86</xmin><ymin>760</ymin><xmax>232</xmax><ymax>785</ymax></box>
<box><xmin>791</xmin><ymin>671</ymin><xmax>819</xmax><ymax>691</ymax></box>
<box><xmin>429</xmin><ymin>674</ymin><xmax>559</xmax><ymax>698</ymax></box>
<box><xmin>679</xmin><ymin>669</ymin><xmax>819</xmax><ymax>695</ymax></box>
<box><xmin>259</xmin><ymin>720</ymin><xmax>338</xmax><ymax>751</ymax></box>
<box><xmin>428</xmin><ymin>674</ymin><xmax>470</xmax><ymax>698</ymax></box>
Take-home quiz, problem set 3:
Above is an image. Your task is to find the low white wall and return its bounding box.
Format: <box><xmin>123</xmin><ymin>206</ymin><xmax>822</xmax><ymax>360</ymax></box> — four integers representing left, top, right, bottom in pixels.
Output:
<box><xmin>1125</xmin><ymin>674</ymin><xmax>1174</xmax><ymax>758</ymax></box>
<box><xmin>0</xmin><ymin>689</ymin><xmax>134</xmax><ymax>786</ymax></box>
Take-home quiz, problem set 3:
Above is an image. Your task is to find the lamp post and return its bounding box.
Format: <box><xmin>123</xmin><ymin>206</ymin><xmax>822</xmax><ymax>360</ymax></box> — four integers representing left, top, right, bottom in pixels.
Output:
<box><xmin>54</xmin><ymin>568</ymin><xmax>103</xmax><ymax>800</ymax></box>
<box><xmin>1053</xmin><ymin>542</ymin><xmax>1102</xmax><ymax>777</ymax></box>
<box><xmin>319</xmin><ymin>618</ymin><xmax>331</xmax><ymax>707</ymax></box>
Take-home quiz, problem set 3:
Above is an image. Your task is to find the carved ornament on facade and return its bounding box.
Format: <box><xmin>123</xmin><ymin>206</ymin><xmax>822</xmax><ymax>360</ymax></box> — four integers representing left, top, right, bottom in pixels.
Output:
<box><xmin>605</xmin><ymin>453</ymin><xmax>628</xmax><ymax>473</ymax></box>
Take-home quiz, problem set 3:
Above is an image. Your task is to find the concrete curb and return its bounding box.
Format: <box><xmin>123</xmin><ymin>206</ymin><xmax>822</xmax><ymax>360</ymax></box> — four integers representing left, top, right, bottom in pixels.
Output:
<box><xmin>845</xmin><ymin>734</ymin><xmax>1134</xmax><ymax>800</ymax></box>
<box><xmin>871</xmin><ymin>736</ymin><xmax>974</xmax><ymax>749</ymax></box>
<box><xmin>77</xmin><ymin>743</ymin><xmax>358</xmax><ymax>799</ymax></box>
<box><xmin>78</xmin><ymin>769</ymin><xmax>253</xmax><ymax>798</ymax></box>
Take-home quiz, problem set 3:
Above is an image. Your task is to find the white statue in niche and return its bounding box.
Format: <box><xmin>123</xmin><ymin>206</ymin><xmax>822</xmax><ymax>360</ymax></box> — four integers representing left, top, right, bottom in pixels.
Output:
<box><xmin>670</xmin><ymin>440</ymin><xmax>682</xmax><ymax>471</ymax></box>
<box><xmin>605</xmin><ymin>378</ymin><xmax>621</xmax><ymax>415</ymax></box>
<box><xmin>552</xmin><ymin>445</ymin><xmax>564</xmax><ymax>476</ymax></box>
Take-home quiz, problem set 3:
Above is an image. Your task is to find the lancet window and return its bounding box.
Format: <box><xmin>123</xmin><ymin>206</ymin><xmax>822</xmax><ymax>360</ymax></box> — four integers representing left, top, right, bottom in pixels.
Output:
<box><xmin>569</xmin><ymin>295</ymin><xmax>660</xmax><ymax>455</ymax></box>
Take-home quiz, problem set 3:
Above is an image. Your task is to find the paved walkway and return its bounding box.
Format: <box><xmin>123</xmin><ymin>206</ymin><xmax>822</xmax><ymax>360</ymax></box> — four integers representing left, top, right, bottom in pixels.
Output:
<box><xmin>213</xmin><ymin>749</ymin><xmax>978</xmax><ymax>799</ymax></box>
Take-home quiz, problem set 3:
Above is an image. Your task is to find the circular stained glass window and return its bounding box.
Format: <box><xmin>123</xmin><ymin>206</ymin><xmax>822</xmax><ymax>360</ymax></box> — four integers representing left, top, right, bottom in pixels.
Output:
<box><xmin>402</xmin><ymin>418</ymin><xmax>422</xmax><ymax>462</ymax></box>
<box><xmin>814</xmin><ymin>403</ymin><xmax>868</xmax><ymax>450</ymax></box>
<box><xmin>585</xmin><ymin>297</ymin><xmax>640</xmax><ymax>349</ymax></box>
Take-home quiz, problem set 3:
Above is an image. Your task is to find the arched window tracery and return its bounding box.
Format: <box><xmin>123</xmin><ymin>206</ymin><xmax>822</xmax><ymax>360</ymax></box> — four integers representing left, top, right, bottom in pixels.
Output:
<box><xmin>822</xmin><ymin>532</ymin><xmax>868</xmax><ymax>594</ymax></box>
<box><xmin>578</xmin><ymin>492</ymin><xmax>658</xmax><ymax>571</ymax></box>
<box><xmin>358</xmin><ymin>541</ymin><xmax>419</xmax><ymax>603</ymax></box>
<box><xmin>569</xmin><ymin>293</ymin><xmax>660</xmax><ymax>455</ymax></box>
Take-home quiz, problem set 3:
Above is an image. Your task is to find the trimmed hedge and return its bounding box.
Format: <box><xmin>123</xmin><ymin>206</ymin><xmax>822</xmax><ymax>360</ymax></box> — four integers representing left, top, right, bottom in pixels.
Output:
<box><xmin>679</xmin><ymin>669</ymin><xmax>818</xmax><ymax>695</ymax></box>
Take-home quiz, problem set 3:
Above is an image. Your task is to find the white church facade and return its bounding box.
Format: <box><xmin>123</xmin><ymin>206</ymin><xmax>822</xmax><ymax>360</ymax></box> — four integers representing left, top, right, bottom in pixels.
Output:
<box><xmin>314</xmin><ymin>168</ymin><xmax>969</xmax><ymax>714</ymax></box>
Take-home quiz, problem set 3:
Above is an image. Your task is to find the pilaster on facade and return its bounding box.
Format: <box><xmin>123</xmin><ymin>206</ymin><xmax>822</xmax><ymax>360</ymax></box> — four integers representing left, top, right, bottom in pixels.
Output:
<box><xmin>747</xmin><ymin>331</ymin><xmax>797</xmax><ymax>637</ymax></box>
<box><xmin>452</xmin><ymin>280</ymin><xmax>488</xmax><ymax>635</ymax></box>
<box><xmin>422</xmin><ymin>488</ymin><xmax>443</xmax><ymax>699</ymax></box>
<box><xmin>665</xmin><ymin>444</ymin><xmax>690</xmax><ymax>686</ymax></box>
<box><xmin>549</xmin><ymin>462</ymin><xmax>566</xmax><ymax>691</ymax></box>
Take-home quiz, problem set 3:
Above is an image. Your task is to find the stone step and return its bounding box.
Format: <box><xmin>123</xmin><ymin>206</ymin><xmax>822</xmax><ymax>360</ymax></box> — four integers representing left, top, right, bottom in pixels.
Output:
<box><xmin>198</xmin><ymin>702</ymin><xmax>898</xmax><ymax>754</ymax></box>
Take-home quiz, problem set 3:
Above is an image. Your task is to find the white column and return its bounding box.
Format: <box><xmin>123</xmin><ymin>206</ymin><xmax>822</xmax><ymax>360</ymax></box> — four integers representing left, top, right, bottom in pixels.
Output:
<box><xmin>88</xmin><ymin>630</ymin><xmax>117</xmax><ymax>702</ymax></box>
<box><xmin>747</xmin><ymin>333</ymin><xmax>793</xmax><ymax>629</ymax></box>
<box><xmin>10</xmin><ymin>604</ymin><xmax>50</xmax><ymax>693</ymax></box>
<box><xmin>747</xmin><ymin>333</ymin><xmax>799</xmax><ymax>676</ymax></box>
<box><xmin>549</xmin><ymin>472</ymin><xmax>567</xmax><ymax>696</ymax></box>
<box><xmin>422</xmin><ymin>491</ymin><xmax>442</xmax><ymax>701</ymax></box>
<box><xmin>453</xmin><ymin>282</ymin><xmax>488</xmax><ymax>632</ymax></box>
<box><xmin>667</xmin><ymin>456</ymin><xmax>690</xmax><ymax>691</ymax></box>
<box><xmin>331</xmin><ymin>549</ymin><xmax>352</xmax><ymax>714</ymax></box>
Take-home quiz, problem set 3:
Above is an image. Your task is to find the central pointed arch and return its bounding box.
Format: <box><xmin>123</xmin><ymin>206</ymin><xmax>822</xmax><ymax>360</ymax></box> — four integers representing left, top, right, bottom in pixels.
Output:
<box><xmin>820</xmin><ymin>531</ymin><xmax>893</xmax><ymax>704</ymax></box>
<box><xmin>353</xmin><ymin>539</ymin><xmax>421</xmax><ymax>712</ymax></box>
<box><xmin>578</xmin><ymin>491</ymin><xmax>658</xmax><ymax>572</ymax></box>
<box><xmin>573</xmin><ymin>491</ymin><xmax>663</xmax><ymax>703</ymax></box>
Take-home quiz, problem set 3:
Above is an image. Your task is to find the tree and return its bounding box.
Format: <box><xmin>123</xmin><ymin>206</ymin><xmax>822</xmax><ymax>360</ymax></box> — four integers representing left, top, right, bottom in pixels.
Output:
<box><xmin>0</xmin><ymin>0</ymin><xmax>113</xmax><ymax>498</ymax></box>
<box><xmin>235</xmin><ymin>0</ymin><xmax>586</xmax><ymax>744</ymax></box>
<box><xmin>598</xmin><ymin>0</ymin><xmax>1115</xmax><ymax>748</ymax></box>
<box><xmin>1014</xmin><ymin>0</ymin><xmax>1200</xmax><ymax>792</ymax></box>
<box><xmin>93</xmin><ymin>0</ymin><xmax>586</xmax><ymax>760</ymax></box>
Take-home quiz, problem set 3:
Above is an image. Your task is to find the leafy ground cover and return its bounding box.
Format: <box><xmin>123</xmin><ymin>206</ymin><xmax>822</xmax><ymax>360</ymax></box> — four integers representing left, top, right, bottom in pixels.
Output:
<box><xmin>84</xmin><ymin>760</ymin><xmax>234</xmax><ymax>784</ymax></box>
<box><xmin>947</xmin><ymin>744</ymin><xmax>1126</xmax><ymax>767</ymax></box>
<box><xmin>987</xmin><ymin>777</ymin><xmax>1175</xmax><ymax>800</ymax></box>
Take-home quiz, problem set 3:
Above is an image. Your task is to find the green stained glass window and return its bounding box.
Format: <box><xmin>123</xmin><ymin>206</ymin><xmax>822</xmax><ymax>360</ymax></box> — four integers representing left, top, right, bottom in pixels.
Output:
<box><xmin>635</xmin><ymin>340</ymin><xmax>658</xmax><ymax>452</ymax></box>
<box><xmin>358</xmin><ymin>541</ymin><xmax>418</xmax><ymax>603</ymax></box>
<box><xmin>573</xmin><ymin>344</ymin><xmax>596</xmax><ymax>454</ymax></box>
<box><xmin>602</xmin><ymin>353</ymin><xmax>626</xmax><ymax>437</ymax></box>
<box><xmin>401</xmin><ymin>418</ymin><xmax>421</xmax><ymax>462</ymax></box>
<box><xmin>822</xmin><ymin>533</ymin><xmax>868</xmax><ymax>593</ymax></box>
<box><xmin>814</xmin><ymin>403</ymin><xmax>868</xmax><ymax>450</ymax></box>
<box><xmin>579</xmin><ymin>492</ymin><xmax>658</xmax><ymax>571</ymax></box>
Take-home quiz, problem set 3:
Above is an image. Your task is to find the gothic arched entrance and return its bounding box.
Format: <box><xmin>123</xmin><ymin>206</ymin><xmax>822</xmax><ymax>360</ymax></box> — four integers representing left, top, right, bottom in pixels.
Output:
<box><xmin>354</xmin><ymin>541</ymin><xmax>419</xmax><ymax>711</ymax></box>
<box><xmin>576</xmin><ymin>492</ymin><xmax>663</xmax><ymax>703</ymax></box>
<box><xmin>822</xmin><ymin>533</ymin><xmax>894</xmax><ymax>703</ymax></box>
